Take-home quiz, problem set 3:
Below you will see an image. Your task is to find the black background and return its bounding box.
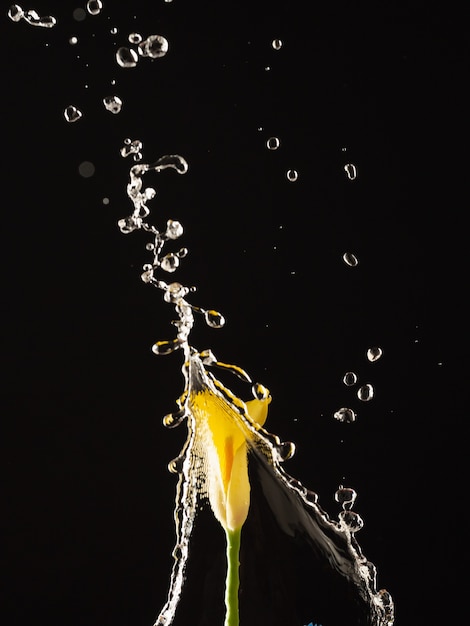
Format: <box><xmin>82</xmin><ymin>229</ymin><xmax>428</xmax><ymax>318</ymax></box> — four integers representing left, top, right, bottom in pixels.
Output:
<box><xmin>1</xmin><ymin>1</ymin><xmax>467</xmax><ymax>625</ymax></box>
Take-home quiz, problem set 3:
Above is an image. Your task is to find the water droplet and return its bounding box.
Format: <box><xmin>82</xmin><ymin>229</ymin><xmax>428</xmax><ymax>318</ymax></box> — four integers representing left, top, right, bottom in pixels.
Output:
<box><xmin>7</xmin><ymin>5</ymin><xmax>23</xmax><ymax>22</ymax></box>
<box><xmin>64</xmin><ymin>105</ymin><xmax>82</xmax><ymax>123</ymax></box>
<box><xmin>335</xmin><ymin>486</ymin><xmax>357</xmax><ymax>510</ymax></box>
<box><xmin>141</xmin><ymin>268</ymin><xmax>154</xmax><ymax>283</ymax></box>
<box><xmin>333</xmin><ymin>407</ymin><xmax>356</xmax><ymax>423</ymax></box>
<box><xmin>272</xmin><ymin>38</ymin><xmax>283</xmax><ymax>50</ymax></box>
<box><xmin>266</xmin><ymin>136</ymin><xmax>280</xmax><ymax>150</ymax></box>
<box><xmin>103</xmin><ymin>95</ymin><xmax>122</xmax><ymax>114</ymax></box>
<box><xmin>204</xmin><ymin>310</ymin><xmax>225</xmax><ymax>328</ymax></box>
<box><xmin>69</xmin><ymin>36</ymin><xmax>78</xmax><ymax>45</ymax></box>
<box><xmin>147</xmin><ymin>154</ymin><xmax>189</xmax><ymax>175</ymax></box>
<box><xmin>72</xmin><ymin>8</ymin><xmax>86</xmax><ymax>21</ymax></box>
<box><xmin>342</xmin><ymin>252</ymin><xmax>359</xmax><ymax>267</ymax></box>
<box><xmin>344</xmin><ymin>163</ymin><xmax>357</xmax><ymax>180</ymax></box>
<box><xmin>152</xmin><ymin>339</ymin><xmax>182</xmax><ymax>356</ymax></box>
<box><xmin>163</xmin><ymin>282</ymin><xmax>189</xmax><ymax>303</ymax></box>
<box><xmin>168</xmin><ymin>455</ymin><xmax>184</xmax><ymax>474</ymax></box>
<box><xmin>138</xmin><ymin>34</ymin><xmax>169</xmax><ymax>58</ymax></box>
<box><xmin>78</xmin><ymin>161</ymin><xmax>95</xmax><ymax>178</ymax></box>
<box><xmin>357</xmin><ymin>384</ymin><xmax>374</xmax><ymax>402</ymax></box>
<box><xmin>342</xmin><ymin>371</ymin><xmax>357</xmax><ymax>386</ymax></box>
<box><xmin>338</xmin><ymin>510</ymin><xmax>364</xmax><ymax>532</ymax></box>
<box><xmin>110</xmin><ymin>26</ymin><xmax>118</xmax><ymax>34</ymax></box>
<box><xmin>120</xmin><ymin>138</ymin><xmax>142</xmax><ymax>158</ymax></box>
<box><xmin>252</xmin><ymin>382</ymin><xmax>270</xmax><ymax>401</ymax></box>
<box><xmin>102</xmin><ymin>197</ymin><xmax>110</xmax><ymax>205</ymax></box>
<box><xmin>86</xmin><ymin>0</ymin><xmax>103</xmax><ymax>15</ymax></box>
<box><xmin>117</xmin><ymin>215</ymin><xmax>142</xmax><ymax>234</ymax></box>
<box><xmin>161</xmin><ymin>253</ymin><xmax>179</xmax><ymax>272</ymax></box>
<box><xmin>275</xmin><ymin>440</ymin><xmax>295</xmax><ymax>461</ymax></box>
<box><xmin>163</xmin><ymin>407</ymin><xmax>187</xmax><ymax>429</ymax></box>
<box><xmin>116</xmin><ymin>46</ymin><xmax>138</xmax><ymax>68</ymax></box>
<box><xmin>165</xmin><ymin>219</ymin><xmax>183</xmax><ymax>240</ymax></box>
<box><xmin>128</xmin><ymin>32</ymin><xmax>142</xmax><ymax>44</ymax></box>
<box><xmin>366</xmin><ymin>346</ymin><xmax>383</xmax><ymax>362</ymax></box>
<box><xmin>286</xmin><ymin>169</ymin><xmax>298</xmax><ymax>182</ymax></box>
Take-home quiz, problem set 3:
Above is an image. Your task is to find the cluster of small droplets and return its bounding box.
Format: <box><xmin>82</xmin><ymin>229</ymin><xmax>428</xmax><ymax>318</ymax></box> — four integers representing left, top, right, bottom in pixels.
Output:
<box><xmin>116</xmin><ymin>34</ymin><xmax>169</xmax><ymax>68</ymax></box>
<box><xmin>7</xmin><ymin>4</ymin><xmax>57</xmax><ymax>27</ymax></box>
<box><xmin>118</xmin><ymin>142</ymin><xmax>225</xmax><ymax>355</ymax></box>
<box><xmin>334</xmin><ymin>346</ymin><xmax>383</xmax><ymax>422</ymax></box>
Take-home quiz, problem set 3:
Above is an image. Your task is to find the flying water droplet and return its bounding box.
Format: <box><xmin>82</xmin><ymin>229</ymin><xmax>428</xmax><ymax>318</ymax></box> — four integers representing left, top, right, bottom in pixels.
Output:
<box><xmin>138</xmin><ymin>34</ymin><xmax>169</xmax><ymax>58</ymax></box>
<box><xmin>343</xmin><ymin>371</ymin><xmax>358</xmax><ymax>386</ymax></box>
<box><xmin>152</xmin><ymin>339</ymin><xmax>182</xmax><ymax>356</ymax></box>
<box><xmin>367</xmin><ymin>346</ymin><xmax>383</xmax><ymax>362</ymax></box>
<box><xmin>333</xmin><ymin>407</ymin><xmax>356</xmax><ymax>423</ymax></box>
<box><xmin>286</xmin><ymin>169</ymin><xmax>298</xmax><ymax>182</ymax></box>
<box><xmin>165</xmin><ymin>219</ymin><xmax>184</xmax><ymax>240</ymax></box>
<box><xmin>272</xmin><ymin>38</ymin><xmax>283</xmax><ymax>50</ymax></box>
<box><xmin>103</xmin><ymin>95</ymin><xmax>122</xmax><ymax>114</ymax></box>
<box><xmin>344</xmin><ymin>163</ymin><xmax>357</xmax><ymax>180</ymax></box>
<box><xmin>161</xmin><ymin>253</ymin><xmax>179</xmax><ymax>273</ymax></box>
<box><xmin>128</xmin><ymin>32</ymin><xmax>142</xmax><ymax>44</ymax></box>
<box><xmin>64</xmin><ymin>105</ymin><xmax>82</xmax><ymax>123</ymax></box>
<box><xmin>342</xmin><ymin>252</ymin><xmax>359</xmax><ymax>267</ymax></box>
<box><xmin>335</xmin><ymin>486</ymin><xmax>357</xmax><ymax>510</ymax></box>
<box><xmin>116</xmin><ymin>46</ymin><xmax>139</xmax><ymax>68</ymax></box>
<box><xmin>86</xmin><ymin>0</ymin><xmax>103</xmax><ymax>15</ymax></box>
<box><xmin>357</xmin><ymin>384</ymin><xmax>374</xmax><ymax>401</ymax></box>
<box><xmin>69</xmin><ymin>36</ymin><xmax>78</xmax><ymax>45</ymax></box>
<box><xmin>266</xmin><ymin>136</ymin><xmax>280</xmax><ymax>150</ymax></box>
<box><xmin>204</xmin><ymin>310</ymin><xmax>225</xmax><ymax>328</ymax></box>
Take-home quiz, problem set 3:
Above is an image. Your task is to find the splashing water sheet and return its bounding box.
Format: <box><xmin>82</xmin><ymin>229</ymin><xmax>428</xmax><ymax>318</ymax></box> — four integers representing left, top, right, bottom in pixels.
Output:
<box><xmin>3</xmin><ymin>2</ymin><xmax>406</xmax><ymax>626</ymax></box>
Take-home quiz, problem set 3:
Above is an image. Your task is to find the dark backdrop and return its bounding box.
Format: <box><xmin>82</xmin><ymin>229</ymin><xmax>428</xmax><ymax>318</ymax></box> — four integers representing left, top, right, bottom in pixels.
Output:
<box><xmin>1</xmin><ymin>2</ymin><xmax>467</xmax><ymax>625</ymax></box>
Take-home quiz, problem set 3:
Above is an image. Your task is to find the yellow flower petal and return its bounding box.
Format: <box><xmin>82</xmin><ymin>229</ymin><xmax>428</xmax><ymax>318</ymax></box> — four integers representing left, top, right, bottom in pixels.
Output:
<box><xmin>190</xmin><ymin>386</ymin><xmax>270</xmax><ymax>531</ymax></box>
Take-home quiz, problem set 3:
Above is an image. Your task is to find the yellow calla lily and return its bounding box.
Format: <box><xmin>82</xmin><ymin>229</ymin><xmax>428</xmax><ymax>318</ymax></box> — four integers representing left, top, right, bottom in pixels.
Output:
<box><xmin>186</xmin><ymin>355</ymin><xmax>270</xmax><ymax>626</ymax></box>
<box><xmin>191</xmin><ymin>390</ymin><xmax>269</xmax><ymax>532</ymax></box>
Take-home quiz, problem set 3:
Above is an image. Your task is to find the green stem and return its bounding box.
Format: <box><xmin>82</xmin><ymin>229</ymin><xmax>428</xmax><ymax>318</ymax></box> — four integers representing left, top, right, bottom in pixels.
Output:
<box><xmin>224</xmin><ymin>527</ymin><xmax>241</xmax><ymax>626</ymax></box>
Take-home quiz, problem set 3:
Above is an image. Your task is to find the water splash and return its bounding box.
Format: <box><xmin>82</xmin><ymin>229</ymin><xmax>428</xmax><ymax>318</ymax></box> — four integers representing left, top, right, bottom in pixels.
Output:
<box><xmin>116</xmin><ymin>142</ymin><xmax>393</xmax><ymax>626</ymax></box>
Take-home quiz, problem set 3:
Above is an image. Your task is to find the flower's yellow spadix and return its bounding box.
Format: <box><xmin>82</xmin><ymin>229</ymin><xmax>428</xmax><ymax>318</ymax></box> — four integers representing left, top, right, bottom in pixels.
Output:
<box><xmin>190</xmin><ymin>389</ymin><xmax>269</xmax><ymax>532</ymax></box>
